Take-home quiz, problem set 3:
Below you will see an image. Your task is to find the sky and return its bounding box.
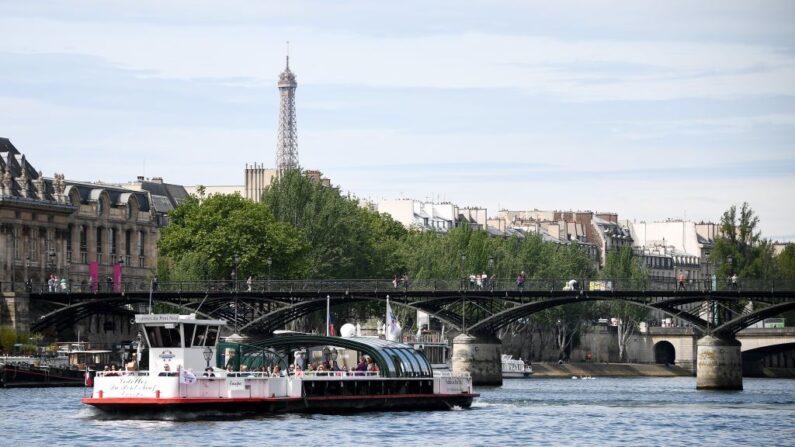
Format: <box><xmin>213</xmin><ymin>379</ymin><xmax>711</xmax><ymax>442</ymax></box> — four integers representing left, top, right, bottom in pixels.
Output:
<box><xmin>1</xmin><ymin>1</ymin><xmax>794</xmax><ymax>240</ymax></box>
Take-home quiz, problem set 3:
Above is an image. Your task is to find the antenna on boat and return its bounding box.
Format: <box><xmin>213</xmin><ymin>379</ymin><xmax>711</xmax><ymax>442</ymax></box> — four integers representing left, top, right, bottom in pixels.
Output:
<box><xmin>195</xmin><ymin>293</ymin><xmax>210</xmax><ymax>315</ymax></box>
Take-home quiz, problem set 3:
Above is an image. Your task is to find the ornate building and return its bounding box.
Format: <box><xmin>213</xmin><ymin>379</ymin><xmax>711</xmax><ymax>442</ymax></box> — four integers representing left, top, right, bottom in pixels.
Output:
<box><xmin>0</xmin><ymin>138</ymin><xmax>181</xmax><ymax>294</ymax></box>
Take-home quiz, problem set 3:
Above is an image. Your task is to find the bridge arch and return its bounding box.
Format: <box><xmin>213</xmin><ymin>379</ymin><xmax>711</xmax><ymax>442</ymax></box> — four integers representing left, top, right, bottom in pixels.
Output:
<box><xmin>654</xmin><ymin>341</ymin><xmax>676</xmax><ymax>364</ymax></box>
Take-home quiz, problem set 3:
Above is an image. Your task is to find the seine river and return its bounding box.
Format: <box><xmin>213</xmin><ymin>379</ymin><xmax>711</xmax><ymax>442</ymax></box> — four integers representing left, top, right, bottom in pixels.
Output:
<box><xmin>2</xmin><ymin>377</ymin><xmax>794</xmax><ymax>447</ymax></box>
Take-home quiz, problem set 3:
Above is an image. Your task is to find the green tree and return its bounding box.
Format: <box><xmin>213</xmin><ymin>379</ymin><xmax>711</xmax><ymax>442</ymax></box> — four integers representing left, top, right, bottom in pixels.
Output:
<box><xmin>778</xmin><ymin>244</ymin><xmax>795</xmax><ymax>280</ymax></box>
<box><xmin>263</xmin><ymin>170</ymin><xmax>407</xmax><ymax>279</ymax></box>
<box><xmin>711</xmin><ymin>202</ymin><xmax>777</xmax><ymax>281</ymax></box>
<box><xmin>158</xmin><ymin>193</ymin><xmax>308</xmax><ymax>280</ymax></box>
<box><xmin>0</xmin><ymin>325</ymin><xmax>16</xmax><ymax>353</ymax></box>
<box><xmin>601</xmin><ymin>246</ymin><xmax>649</xmax><ymax>361</ymax></box>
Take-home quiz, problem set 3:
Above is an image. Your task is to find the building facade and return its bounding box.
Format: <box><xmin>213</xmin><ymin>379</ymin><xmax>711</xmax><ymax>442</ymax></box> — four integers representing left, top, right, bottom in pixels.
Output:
<box><xmin>0</xmin><ymin>138</ymin><xmax>185</xmax><ymax>294</ymax></box>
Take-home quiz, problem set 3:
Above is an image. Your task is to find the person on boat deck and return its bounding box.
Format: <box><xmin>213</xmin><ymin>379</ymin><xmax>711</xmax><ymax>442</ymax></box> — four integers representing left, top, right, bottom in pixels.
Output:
<box><xmin>355</xmin><ymin>357</ymin><xmax>367</xmax><ymax>374</ymax></box>
<box><xmin>366</xmin><ymin>357</ymin><xmax>379</xmax><ymax>373</ymax></box>
<box><xmin>294</xmin><ymin>365</ymin><xmax>304</xmax><ymax>377</ymax></box>
<box><xmin>330</xmin><ymin>361</ymin><xmax>341</xmax><ymax>372</ymax></box>
<box><xmin>271</xmin><ymin>365</ymin><xmax>282</xmax><ymax>377</ymax></box>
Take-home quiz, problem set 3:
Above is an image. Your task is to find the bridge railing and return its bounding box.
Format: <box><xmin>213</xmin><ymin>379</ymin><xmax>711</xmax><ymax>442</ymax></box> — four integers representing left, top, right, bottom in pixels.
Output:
<box><xmin>16</xmin><ymin>278</ymin><xmax>795</xmax><ymax>295</ymax></box>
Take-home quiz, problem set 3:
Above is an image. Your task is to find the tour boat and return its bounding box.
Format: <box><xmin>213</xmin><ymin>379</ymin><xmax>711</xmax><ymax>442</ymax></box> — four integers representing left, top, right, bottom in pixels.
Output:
<box><xmin>82</xmin><ymin>314</ymin><xmax>477</xmax><ymax>414</ymax></box>
<box><xmin>501</xmin><ymin>354</ymin><xmax>533</xmax><ymax>378</ymax></box>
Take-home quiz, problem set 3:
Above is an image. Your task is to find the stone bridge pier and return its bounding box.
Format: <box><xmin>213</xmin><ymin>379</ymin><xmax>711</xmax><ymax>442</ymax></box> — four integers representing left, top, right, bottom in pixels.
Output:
<box><xmin>696</xmin><ymin>335</ymin><xmax>743</xmax><ymax>390</ymax></box>
<box><xmin>452</xmin><ymin>333</ymin><xmax>502</xmax><ymax>386</ymax></box>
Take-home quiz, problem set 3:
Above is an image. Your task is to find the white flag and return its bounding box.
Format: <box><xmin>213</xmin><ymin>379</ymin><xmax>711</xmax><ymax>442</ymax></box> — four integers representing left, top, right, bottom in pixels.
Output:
<box><xmin>180</xmin><ymin>369</ymin><xmax>197</xmax><ymax>385</ymax></box>
<box><xmin>386</xmin><ymin>297</ymin><xmax>402</xmax><ymax>341</ymax></box>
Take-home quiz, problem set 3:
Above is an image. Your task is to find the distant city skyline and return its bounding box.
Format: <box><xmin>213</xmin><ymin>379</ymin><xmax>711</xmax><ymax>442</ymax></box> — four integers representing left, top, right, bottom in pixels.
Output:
<box><xmin>1</xmin><ymin>1</ymin><xmax>793</xmax><ymax>240</ymax></box>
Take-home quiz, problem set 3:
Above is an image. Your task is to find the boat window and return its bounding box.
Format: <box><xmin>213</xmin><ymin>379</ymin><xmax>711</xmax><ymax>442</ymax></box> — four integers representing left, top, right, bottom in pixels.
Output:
<box><xmin>182</xmin><ymin>324</ymin><xmax>196</xmax><ymax>347</ymax></box>
<box><xmin>146</xmin><ymin>326</ymin><xmax>182</xmax><ymax>348</ymax></box>
<box><xmin>394</xmin><ymin>348</ymin><xmax>418</xmax><ymax>376</ymax></box>
<box><xmin>205</xmin><ymin>326</ymin><xmax>219</xmax><ymax>346</ymax></box>
<box><xmin>390</xmin><ymin>353</ymin><xmax>403</xmax><ymax>377</ymax></box>
<box><xmin>192</xmin><ymin>325</ymin><xmax>208</xmax><ymax>347</ymax></box>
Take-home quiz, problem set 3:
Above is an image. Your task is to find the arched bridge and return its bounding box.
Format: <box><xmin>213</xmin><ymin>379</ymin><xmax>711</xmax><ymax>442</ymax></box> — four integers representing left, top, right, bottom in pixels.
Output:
<box><xmin>29</xmin><ymin>278</ymin><xmax>795</xmax><ymax>340</ymax></box>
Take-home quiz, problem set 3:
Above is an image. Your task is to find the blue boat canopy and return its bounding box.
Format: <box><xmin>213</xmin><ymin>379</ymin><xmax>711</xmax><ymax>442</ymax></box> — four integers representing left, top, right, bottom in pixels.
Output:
<box><xmin>234</xmin><ymin>335</ymin><xmax>433</xmax><ymax>378</ymax></box>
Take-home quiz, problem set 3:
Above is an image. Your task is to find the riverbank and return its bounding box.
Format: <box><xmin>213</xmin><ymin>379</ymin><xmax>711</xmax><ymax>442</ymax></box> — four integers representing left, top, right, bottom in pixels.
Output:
<box><xmin>531</xmin><ymin>362</ymin><xmax>693</xmax><ymax>378</ymax></box>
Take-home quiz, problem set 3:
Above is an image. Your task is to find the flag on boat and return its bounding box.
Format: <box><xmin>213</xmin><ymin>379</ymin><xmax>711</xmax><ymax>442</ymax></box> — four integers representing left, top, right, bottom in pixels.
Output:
<box><xmin>180</xmin><ymin>369</ymin><xmax>197</xmax><ymax>385</ymax></box>
<box><xmin>329</xmin><ymin>312</ymin><xmax>336</xmax><ymax>336</ymax></box>
<box><xmin>84</xmin><ymin>369</ymin><xmax>92</xmax><ymax>387</ymax></box>
<box><xmin>385</xmin><ymin>296</ymin><xmax>402</xmax><ymax>341</ymax></box>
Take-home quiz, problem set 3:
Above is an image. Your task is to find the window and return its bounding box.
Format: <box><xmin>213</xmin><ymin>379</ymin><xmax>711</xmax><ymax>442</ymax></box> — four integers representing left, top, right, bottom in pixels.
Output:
<box><xmin>205</xmin><ymin>326</ymin><xmax>219</xmax><ymax>346</ymax></box>
<box><xmin>13</xmin><ymin>226</ymin><xmax>19</xmax><ymax>260</ymax></box>
<box><xmin>109</xmin><ymin>228</ymin><xmax>117</xmax><ymax>255</ymax></box>
<box><xmin>145</xmin><ymin>326</ymin><xmax>182</xmax><ymax>348</ymax></box>
<box><xmin>191</xmin><ymin>325</ymin><xmax>219</xmax><ymax>347</ymax></box>
<box><xmin>97</xmin><ymin>198</ymin><xmax>103</xmax><ymax>216</ymax></box>
<box><xmin>66</xmin><ymin>225</ymin><xmax>72</xmax><ymax>254</ymax></box>
<box><xmin>79</xmin><ymin>225</ymin><xmax>87</xmax><ymax>252</ymax></box>
<box><xmin>96</xmin><ymin>227</ymin><xmax>103</xmax><ymax>255</ymax></box>
<box><xmin>125</xmin><ymin>230</ymin><xmax>131</xmax><ymax>255</ymax></box>
<box><xmin>138</xmin><ymin>231</ymin><xmax>145</xmax><ymax>256</ymax></box>
<box><xmin>28</xmin><ymin>231</ymin><xmax>37</xmax><ymax>261</ymax></box>
<box><xmin>182</xmin><ymin>324</ymin><xmax>195</xmax><ymax>347</ymax></box>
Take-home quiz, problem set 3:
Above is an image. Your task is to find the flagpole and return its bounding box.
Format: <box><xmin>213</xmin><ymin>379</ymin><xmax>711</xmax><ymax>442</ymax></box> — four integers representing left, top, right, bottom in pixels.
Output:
<box><xmin>326</xmin><ymin>295</ymin><xmax>330</xmax><ymax>337</ymax></box>
<box><xmin>386</xmin><ymin>294</ymin><xmax>390</xmax><ymax>341</ymax></box>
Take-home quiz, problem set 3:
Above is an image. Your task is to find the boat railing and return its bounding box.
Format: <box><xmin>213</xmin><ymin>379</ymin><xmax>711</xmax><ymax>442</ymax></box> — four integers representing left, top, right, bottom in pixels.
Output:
<box><xmin>95</xmin><ymin>370</ymin><xmax>151</xmax><ymax>377</ymax></box>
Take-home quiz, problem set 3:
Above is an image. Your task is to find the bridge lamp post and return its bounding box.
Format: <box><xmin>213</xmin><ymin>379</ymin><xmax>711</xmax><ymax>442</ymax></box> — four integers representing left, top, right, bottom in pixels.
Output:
<box><xmin>488</xmin><ymin>256</ymin><xmax>494</xmax><ymax>289</ymax></box>
<box><xmin>232</xmin><ymin>252</ymin><xmax>240</xmax><ymax>333</ymax></box>
<box><xmin>267</xmin><ymin>257</ymin><xmax>272</xmax><ymax>291</ymax></box>
<box><xmin>232</xmin><ymin>252</ymin><xmax>240</xmax><ymax>293</ymax></box>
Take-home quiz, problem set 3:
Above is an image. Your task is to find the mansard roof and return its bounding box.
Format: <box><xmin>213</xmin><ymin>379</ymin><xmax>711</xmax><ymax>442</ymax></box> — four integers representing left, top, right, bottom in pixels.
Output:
<box><xmin>65</xmin><ymin>180</ymin><xmax>151</xmax><ymax>212</ymax></box>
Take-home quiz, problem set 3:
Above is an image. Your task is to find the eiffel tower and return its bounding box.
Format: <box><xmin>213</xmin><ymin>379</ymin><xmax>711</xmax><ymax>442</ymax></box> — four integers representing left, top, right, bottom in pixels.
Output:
<box><xmin>276</xmin><ymin>53</ymin><xmax>299</xmax><ymax>174</ymax></box>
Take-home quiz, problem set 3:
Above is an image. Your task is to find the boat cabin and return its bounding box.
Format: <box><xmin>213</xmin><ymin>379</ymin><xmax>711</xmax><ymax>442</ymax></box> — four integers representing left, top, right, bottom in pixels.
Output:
<box><xmin>136</xmin><ymin>314</ymin><xmax>225</xmax><ymax>374</ymax></box>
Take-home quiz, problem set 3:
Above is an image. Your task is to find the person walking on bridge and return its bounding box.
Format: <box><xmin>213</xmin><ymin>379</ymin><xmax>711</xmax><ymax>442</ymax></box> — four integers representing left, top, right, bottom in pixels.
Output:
<box><xmin>677</xmin><ymin>271</ymin><xmax>686</xmax><ymax>291</ymax></box>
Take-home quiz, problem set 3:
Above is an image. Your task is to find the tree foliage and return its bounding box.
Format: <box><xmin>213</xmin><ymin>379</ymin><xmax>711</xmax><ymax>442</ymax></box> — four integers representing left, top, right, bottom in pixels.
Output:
<box><xmin>158</xmin><ymin>193</ymin><xmax>308</xmax><ymax>280</ymax></box>
<box><xmin>262</xmin><ymin>170</ymin><xmax>408</xmax><ymax>279</ymax></box>
<box><xmin>600</xmin><ymin>246</ymin><xmax>650</xmax><ymax>361</ymax></box>
<box><xmin>0</xmin><ymin>325</ymin><xmax>16</xmax><ymax>353</ymax></box>
<box><xmin>711</xmin><ymin>202</ymin><xmax>777</xmax><ymax>280</ymax></box>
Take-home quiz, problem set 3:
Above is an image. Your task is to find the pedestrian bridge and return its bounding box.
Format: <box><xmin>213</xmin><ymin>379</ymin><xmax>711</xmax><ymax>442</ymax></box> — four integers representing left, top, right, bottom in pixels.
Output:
<box><xmin>16</xmin><ymin>278</ymin><xmax>795</xmax><ymax>390</ymax></box>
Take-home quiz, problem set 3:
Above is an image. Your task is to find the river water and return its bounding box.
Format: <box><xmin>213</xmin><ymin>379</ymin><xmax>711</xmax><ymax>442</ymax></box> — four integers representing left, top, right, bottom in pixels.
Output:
<box><xmin>1</xmin><ymin>377</ymin><xmax>794</xmax><ymax>447</ymax></box>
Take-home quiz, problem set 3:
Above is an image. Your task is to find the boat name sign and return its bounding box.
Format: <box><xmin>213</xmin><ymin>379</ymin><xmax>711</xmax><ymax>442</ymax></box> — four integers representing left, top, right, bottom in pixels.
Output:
<box><xmin>136</xmin><ymin>314</ymin><xmax>183</xmax><ymax>323</ymax></box>
<box><xmin>107</xmin><ymin>377</ymin><xmax>158</xmax><ymax>397</ymax></box>
<box><xmin>227</xmin><ymin>377</ymin><xmax>245</xmax><ymax>391</ymax></box>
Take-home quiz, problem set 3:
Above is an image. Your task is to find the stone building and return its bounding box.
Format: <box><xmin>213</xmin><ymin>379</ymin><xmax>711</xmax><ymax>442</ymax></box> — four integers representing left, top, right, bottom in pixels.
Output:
<box><xmin>0</xmin><ymin>138</ymin><xmax>182</xmax><ymax>295</ymax></box>
<box><xmin>373</xmin><ymin>198</ymin><xmax>488</xmax><ymax>232</ymax></box>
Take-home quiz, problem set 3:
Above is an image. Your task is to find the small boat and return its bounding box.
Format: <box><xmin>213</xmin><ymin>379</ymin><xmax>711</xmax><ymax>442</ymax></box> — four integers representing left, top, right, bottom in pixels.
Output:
<box><xmin>82</xmin><ymin>313</ymin><xmax>477</xmax><ymax>414</ymax></box>
<box><xmin>501</xmin><ymin>354</ymin><xmax>533</xmax><ymax>378</ymax></box>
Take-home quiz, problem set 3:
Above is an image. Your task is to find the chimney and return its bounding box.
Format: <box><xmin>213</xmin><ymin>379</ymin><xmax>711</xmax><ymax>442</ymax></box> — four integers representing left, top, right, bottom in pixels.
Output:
<box><xmin>151</xmin><ymin>177</ymin><xmax>163</xmax><ymax>184</ymax></box>
<box><xmin>137</xmin><ymin>176</ymin><xmax>145</xmax><ymax>182</ymax></box>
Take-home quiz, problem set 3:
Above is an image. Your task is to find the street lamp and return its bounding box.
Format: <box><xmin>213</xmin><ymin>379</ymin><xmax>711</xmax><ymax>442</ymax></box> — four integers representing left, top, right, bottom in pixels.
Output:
<box><xmin>203</xmin><ymin>346</ymin><xmax>213</xmax><ymax>369</ymax></box>
<box><xmin>488</xmin><ymin>256</ymin><xmax>495</xmax><ymax>289</ymax></box>
<box><xmin>232</xmin><ymin>252</ymin><xmax>240</xmax><ymax>293</ymax></box>
<box><xmin>266</xmin><ymin>256</ymin><xmax>272</xmax><ymax>291</ymax></box>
